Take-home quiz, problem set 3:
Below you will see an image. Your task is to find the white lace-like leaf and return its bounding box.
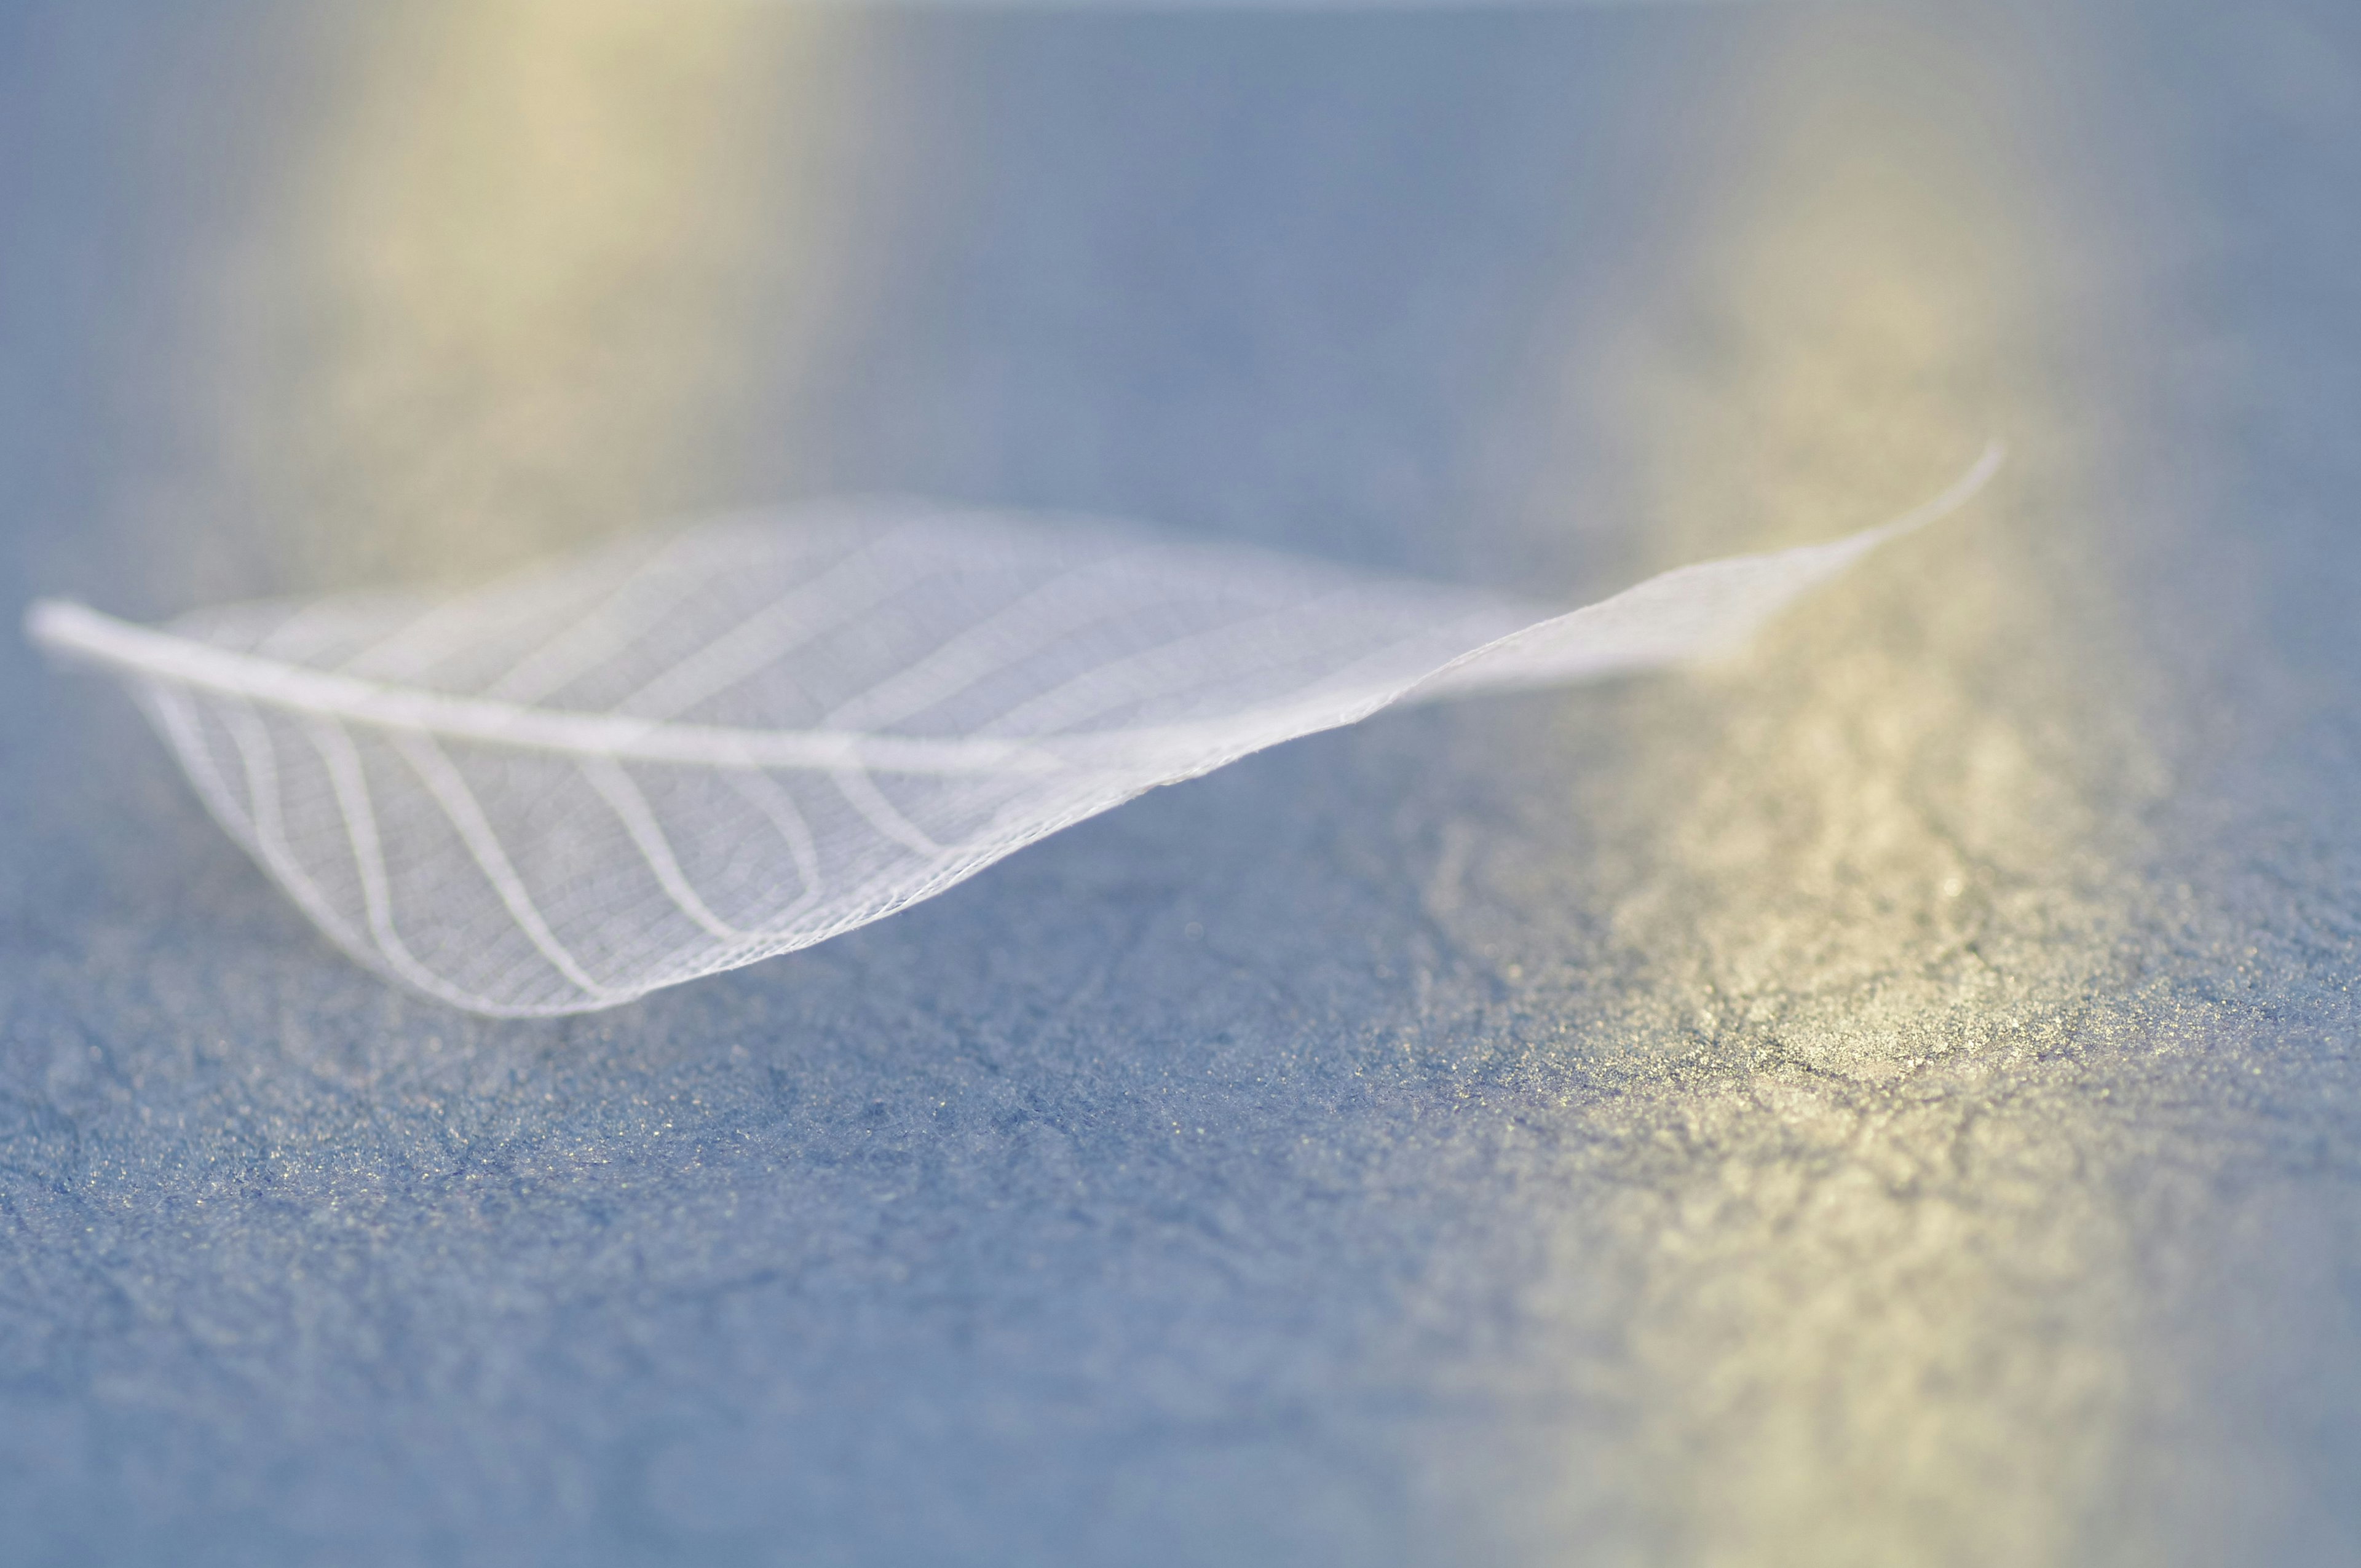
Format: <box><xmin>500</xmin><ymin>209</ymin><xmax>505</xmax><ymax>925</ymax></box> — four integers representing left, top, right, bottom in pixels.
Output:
<box><xmin>25</xmin><ymin>445</ymin><xmax>1999</xmax><ymax>1015</ymax></box>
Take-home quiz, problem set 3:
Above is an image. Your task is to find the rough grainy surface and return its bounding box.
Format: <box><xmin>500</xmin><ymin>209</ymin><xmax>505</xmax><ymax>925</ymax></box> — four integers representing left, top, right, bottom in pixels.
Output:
<box><xmin>2</xmin><ymin>2</ymin><xmax>2357</xmax><ymax>1564</ymax></box>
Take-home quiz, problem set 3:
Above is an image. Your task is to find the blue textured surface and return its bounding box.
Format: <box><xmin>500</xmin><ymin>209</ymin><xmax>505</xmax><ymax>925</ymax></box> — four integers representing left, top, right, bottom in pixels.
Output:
<box><xmin>3</xmin><ymin>3</ymin><xmax>2359</xmax><ymax>1564</ymax></box>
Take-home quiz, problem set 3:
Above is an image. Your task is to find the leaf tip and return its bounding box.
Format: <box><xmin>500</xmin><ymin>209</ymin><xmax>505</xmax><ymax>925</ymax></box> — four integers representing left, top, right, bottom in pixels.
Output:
<box><xmin>23</xmin><ymin>597</ymin><xmax>93</xmax><ymax>658</ymax></box>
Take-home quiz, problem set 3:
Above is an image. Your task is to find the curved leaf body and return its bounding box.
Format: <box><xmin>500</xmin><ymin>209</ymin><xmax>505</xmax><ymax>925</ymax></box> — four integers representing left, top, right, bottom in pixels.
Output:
<box><xmin>26</xmin><ymin>446</ymin><xmax>1998</xmax><ymax>1015</ymax></box>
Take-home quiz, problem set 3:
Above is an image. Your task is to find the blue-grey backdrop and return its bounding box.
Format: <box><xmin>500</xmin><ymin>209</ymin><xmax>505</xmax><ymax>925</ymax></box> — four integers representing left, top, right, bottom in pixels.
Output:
<box><xmin>2</xmin><ymin>2</ymin><xmax>2357</xmax><ymax>1563</ymax></box>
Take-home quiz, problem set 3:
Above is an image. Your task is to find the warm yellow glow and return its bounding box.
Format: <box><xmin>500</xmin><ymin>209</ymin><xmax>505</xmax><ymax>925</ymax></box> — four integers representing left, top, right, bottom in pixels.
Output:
<box><xmin>216</xmin><ymin>0</ymin><xmax>844</xmax><ymax>586</ymax></box>
<box><xmin>1518</xmin><ymin>12</ymin><xmax>2162</xmax><ymax>1562</ymax></box>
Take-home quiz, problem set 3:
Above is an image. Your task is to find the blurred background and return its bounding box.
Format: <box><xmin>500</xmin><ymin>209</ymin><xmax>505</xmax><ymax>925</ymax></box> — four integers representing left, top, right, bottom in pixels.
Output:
<box><xmin>2</xmin><ymin>1</ymin><xmax>2357</xmax><ymax>1563</ymax></box>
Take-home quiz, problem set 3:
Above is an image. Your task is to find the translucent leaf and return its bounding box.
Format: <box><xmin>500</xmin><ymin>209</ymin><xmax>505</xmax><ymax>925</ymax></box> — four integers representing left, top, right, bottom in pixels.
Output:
<box><xmin>25</xmin><ymin>446</ymin><xmax>1998</xmax><ymax>1015</ymax></box>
